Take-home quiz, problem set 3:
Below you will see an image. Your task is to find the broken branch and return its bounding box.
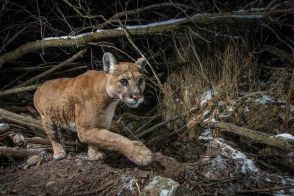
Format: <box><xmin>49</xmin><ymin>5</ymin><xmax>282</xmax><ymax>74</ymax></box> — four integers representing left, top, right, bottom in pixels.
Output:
<box><xmin>0</xmin><ymin>108</ymin><xmax>43</xmax><ymax>130</ymax></box>
<box><xmin>0</xmin><ymin>146</ymin><xmax>44</xmax><ymax>158</ymax></box>
<box><xmin>0</xmin><ymin>84</ymin><xmax>40</xmax><ymax>97</ymax></box>
<box><xmin>206</xmin><ymin>121</ymin><xmax>294</xmax><ymax>151</ymax></box>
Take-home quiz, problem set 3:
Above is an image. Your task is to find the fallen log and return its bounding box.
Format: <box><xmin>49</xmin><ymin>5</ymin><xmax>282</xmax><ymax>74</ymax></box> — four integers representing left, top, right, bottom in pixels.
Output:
<box><xmin>205</xmin><ymin>121</ymin><xmax>294</xmax><ymax>151</ymax></box>
<box><xmin>1</xmin><ymin>8</ymin><xmax>292</xmax><ymax>65</ymax></box>
<box><xmin>26</xmin><ymin>137</ymin><xmax>84</xmax><ymax>149</ymax></box>
<box><xmin>0</xmin><ymin>146</ymin><xmax>45</xmax><ymax>158</ymax></box>
<box><xmin>0</xmin><ymin>108</ymin><xmax>43</xmax><ymax>130</ymax></box>
<box><xmin>0</xmin><ymin>84</ymin><xmax>40</xmax><ymax>97</ymax></box>
<box><xmin>265</xmin><ymin>46</ymin><xmax>294</xmax><ymax>66</ymax></box>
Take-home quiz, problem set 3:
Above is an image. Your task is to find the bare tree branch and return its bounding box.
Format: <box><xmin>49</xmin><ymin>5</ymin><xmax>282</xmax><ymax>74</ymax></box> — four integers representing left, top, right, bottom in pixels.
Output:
<box><xmin>0</xmin><ymin>9</ymin><xmax>292</xmax><ymax>65</ymax></box>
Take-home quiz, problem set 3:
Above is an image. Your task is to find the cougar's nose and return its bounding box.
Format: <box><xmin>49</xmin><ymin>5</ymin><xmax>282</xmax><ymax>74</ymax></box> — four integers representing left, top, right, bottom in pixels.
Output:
<box><xmin>131</xmin><ymin>93</ymin><xmax>142</xmax><ymax>101</ymax></box>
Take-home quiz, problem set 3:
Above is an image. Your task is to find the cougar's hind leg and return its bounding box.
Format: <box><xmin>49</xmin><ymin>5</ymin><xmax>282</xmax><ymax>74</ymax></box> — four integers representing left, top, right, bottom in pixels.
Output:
<box><xmin>41</xmin><ymin>116</ymin><xmax>66</xmax><ymax>160</ymax></box>
<box><xmin>88</xmin><ymin>145</ymin><xmax>105</xmax><ymax>161</ymax></box>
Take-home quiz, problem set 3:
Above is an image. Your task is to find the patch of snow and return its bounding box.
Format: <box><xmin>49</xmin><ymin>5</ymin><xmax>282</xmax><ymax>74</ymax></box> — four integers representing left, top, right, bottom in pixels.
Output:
<box><xmin>43</xmin><ymin>32</ymin><xmax>93</xmax><ymax>40</ymax></box>
<box><xmin>203</xmin><ymin>118</ymin><xmax>217</xmax><ymax>123</ymax></box>
<box><xmin>96</xmin><ymin>29</ymin><xmax>106</xmax><ymax>32</ymax></box>
<box><xmin>199</xmin><ymin>129</ymin><xmax>213</xmax><ymax>141</ymax></box>
<box><xmin>227</xmin><ymin>106</ymin><xmax>234</xmax><ymax>112</ymax></box>
<box><xmin>121</xmin><ymin>176</ymin><xmax>136</xmax><ymax>192</ymax></box>
<box><xmin>255</xmin><ymin>95</ymin><xmax>274</xmax><ymax>104</ymax></box>
<box><xmin>280</xmin><ymin>105</ymin><xmax>294</xmax><ymax>111</ymax></box>
<box><xmin>276</xmin><ymin>133</ymin><xmax>294</xmax><ymax>140</ymax></box>
<box><xmin>209</xmin><ymin>139</ymin><xmax>258</xmax><ymax>174</ymax></box>
<box><xmin>278</xmin><ymin>99</ymin><xmax>286</xmax><ymax>104</ymax></box>
<box><xmin>218</xmin><ymin>101</ymin><xmax>225</xmax><ymax>106</ymax></box>
<box><xmin>203</xmin><ymin>110</ymin><xmax>210</xmax><ymax>117</ymax></box>
<box><xmin>160</xmin><ymin>189</ymin><xmax>170</xmax><ymax>196</ymax></box>
<box><xmin>190</xmin><ymin>107</ymin><xmax>196</xmax><ymax>113</ymax></box>
<box><xmin>68</xmin><ymin>121</ymin><xmax>76</xmax><ymax>132</ymax></box>
<box><xmin>285</xmin><ymin>177</ymin><xmax>294</xmax><ymax>185</ymax></box>
<box><xmin>275</xmin><ymin>190</ymin><xmax>285</xmax><ymax>195</ymax></box>
<box><xmin>121</xmin><ymin>18</ymin><xmax>186</xmax><ymax>30</ymax></box>
<box><xmin>211</xmin><ymin>118</ymin><xmax>217</xmax><ymax>122</ymax></box>
<box><xmin>231</xmin><ymin>14</ymin><xmax>263</xmax><ymax>19</ymax></box>
<box><xmin>200</xmin><ymin>89</ymin><xmax>213</xmax><ymax>106</ymax></box>
<box><xmin>218</xmin><ymin>114</ymin><xmax>230</xmax><ymax>118</ymax></box>
<box><xmin>0</xmin><ymin>123</ymin><xmax>10</xmax><ymax>131</ymax></box>
<box><xmin>44</xmin><ymin>18</ymin><xmax>186</xmax><ymax>40</ymax></box>
<box><xmin>75</xmin><ymin>154</ymin><xmax>88</xmax><ymax>161</ymax></box>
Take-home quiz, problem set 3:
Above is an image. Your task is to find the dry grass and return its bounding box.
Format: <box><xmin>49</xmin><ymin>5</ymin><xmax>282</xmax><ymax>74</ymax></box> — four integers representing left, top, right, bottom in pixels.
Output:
<box><xmin>267</xmin><ymin>69</ymin><xmax>290</xmax><ymax>98</ymax></box>
<box><xmin>219</xmin><ymin>45</ymin><xmax>256</xmax><ymax>101</ymax></box>
<box><xmin>160</xmin><ymin>37</ymin><xmax>258</xmax><ymax>130</ymax></box>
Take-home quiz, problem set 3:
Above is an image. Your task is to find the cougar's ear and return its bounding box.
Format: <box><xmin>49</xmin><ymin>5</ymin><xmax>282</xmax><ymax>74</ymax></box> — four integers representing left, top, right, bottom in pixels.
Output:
<box><xmin>135</xmin><ymin>57</ymin><xmax>147</xmax><ymax>72</ymax></box>
<box><xmin>103</xmin><ymin>52</ymin><xmax>117</xmax><ymax>73</ymax></box>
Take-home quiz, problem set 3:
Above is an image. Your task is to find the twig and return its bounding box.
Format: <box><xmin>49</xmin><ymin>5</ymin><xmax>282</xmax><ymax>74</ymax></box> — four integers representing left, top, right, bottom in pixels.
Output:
<box><xmin>0</xmin><ymin>84</ymin><xmax>40</xmax><ymax>97</ymax></box>
<box><xmin>120</xmin><ymin>22</ymin><xmax>164</xmax><ymax>92</ymax></box>
<box><xmin>236</xmin><ymin>185</ymin><xmax>294</xmax><ymax>194</ymax></box>
<box><xmin>95</xmin><ymin>2</ymin><xmax>193</xmax><ymax>29</ymax></box>
<box><xmin>137</xmin><ymin>116</ymin><xmax>180</xmax><ymax>138</ymax></box>
<box><xmin>73</xmin><ymin>180</ymin><xmax>114</xmax><ymax>196</ymax></box>
<box><xmin>18</xmin><ymin>49</ymin><xmax>87</xmax><ymax>87</ymax></box>
<box><xmin>284</xmin><ymin>69</ymin><xmax>294</xmax><ymax>130</ymax></box>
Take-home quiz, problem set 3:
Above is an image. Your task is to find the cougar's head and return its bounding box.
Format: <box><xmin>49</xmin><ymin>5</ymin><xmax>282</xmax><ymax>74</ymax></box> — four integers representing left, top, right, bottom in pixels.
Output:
<box><xmin>103</xmin><ymin>52</ymin><xmax>147</xmax><ymax>108</ymax></box>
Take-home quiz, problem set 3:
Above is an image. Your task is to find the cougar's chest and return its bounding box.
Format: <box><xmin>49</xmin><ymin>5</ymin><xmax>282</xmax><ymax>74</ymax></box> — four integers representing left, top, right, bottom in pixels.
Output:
<box><xmin>101</xmin><ymin>101</ymin><xmax>118</xmax><ymax>129</ymax></box>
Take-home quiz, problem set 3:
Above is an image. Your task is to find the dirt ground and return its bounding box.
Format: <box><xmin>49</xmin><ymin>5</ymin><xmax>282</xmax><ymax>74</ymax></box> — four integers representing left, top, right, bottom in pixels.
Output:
<box><xmin>1</xmin><ymin>139</ymin><xmax>294</xmax><ymax>196</ymax></box>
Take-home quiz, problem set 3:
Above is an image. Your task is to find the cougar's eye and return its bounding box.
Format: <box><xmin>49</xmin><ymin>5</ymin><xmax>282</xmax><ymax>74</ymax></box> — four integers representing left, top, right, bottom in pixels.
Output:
<box><xmin>119</xmin><ymin>78</ymin><xmax>128</xmax><ymax>86</ymax></box>
<box><xmin>138</xmin><ymin>77</ymin><xmax>144</xmax><ymax>85</ymax></box>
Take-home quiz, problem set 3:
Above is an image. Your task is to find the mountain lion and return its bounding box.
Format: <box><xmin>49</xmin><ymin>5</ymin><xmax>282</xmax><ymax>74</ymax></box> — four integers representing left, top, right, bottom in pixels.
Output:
<box><xmin>34</xmin><ymin>53</ymin><xmax>153</xmax><ymax>165</ymax></box>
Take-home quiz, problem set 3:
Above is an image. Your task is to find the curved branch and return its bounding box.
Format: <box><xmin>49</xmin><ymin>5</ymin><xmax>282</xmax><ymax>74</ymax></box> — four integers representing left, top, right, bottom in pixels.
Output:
<box><xmin>1</xmin><ymin>9</ymin><xmax>290</xmax><ymax>65</ymax></box>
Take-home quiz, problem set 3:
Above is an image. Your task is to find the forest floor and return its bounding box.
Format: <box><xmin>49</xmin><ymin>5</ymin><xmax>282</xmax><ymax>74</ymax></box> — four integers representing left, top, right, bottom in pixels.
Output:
<box><xmin>0</xmin><ymin>136</ymin><xmax>294</xmax><ymax>195</ymax></box>
<box><xmin>1</xmin><ymin>92</ymin><xmax>294</xmax><ymax>195</ymax></box>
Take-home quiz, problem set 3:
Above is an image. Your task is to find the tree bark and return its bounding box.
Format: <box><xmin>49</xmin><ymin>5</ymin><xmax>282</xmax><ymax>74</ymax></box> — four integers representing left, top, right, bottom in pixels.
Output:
<box><xmin>206</xmin><ymin>121</ymin><xmax>294</xmax><ymax>151</ymax></box>
<box><xmin>0</xmin><ymin>146</ymin><xmax>44</xmax><ymax>158</ymax></box>
<box><xmin>26</xmin><ymin>137</ymin><xmax>84</xmax><ymax>149</ymax></box>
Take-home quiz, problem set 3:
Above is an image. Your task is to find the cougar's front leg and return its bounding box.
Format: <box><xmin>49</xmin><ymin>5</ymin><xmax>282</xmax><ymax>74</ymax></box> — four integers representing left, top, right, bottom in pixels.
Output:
<box><xmin>75</xmin><ymin>104</ymin><xmax>152</xmax><ymax>165</ymax></box>
<box><xmin>78</xmin><ymin>128</ymin><xmax>152</xmax><ymax>165</ymax></box>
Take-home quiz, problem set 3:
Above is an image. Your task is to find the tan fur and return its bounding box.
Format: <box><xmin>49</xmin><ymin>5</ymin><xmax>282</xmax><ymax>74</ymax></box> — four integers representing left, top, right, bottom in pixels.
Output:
<box><xmin>34</xmin><ymin>54</ymin><xmax>152</xmax><ymax>165</ymax></box>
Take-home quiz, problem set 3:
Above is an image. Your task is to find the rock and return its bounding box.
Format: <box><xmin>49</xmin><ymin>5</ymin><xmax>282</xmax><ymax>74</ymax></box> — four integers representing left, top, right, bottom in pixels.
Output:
<box><xmin>45</xmin><ymin>181</ymin><xmax>56</xmax><ymax>187</ymax></box>
<box><xmin>13</xmin><ymin>133</ymin><xmax>26</xmax><ymax>145</ymax></box>
<box><xmin>0</xmin><ymin>123</ymin><xmax>10</xmax><ymax>131</ymax></box>
<box><xmin>27</xmin><ymin>155</ymin><xmax>42</xmax><ymax>166</ymax></box>
<box><xmin>142</xmin><ymin>176</ymin><xmax>179</xmax><ymax>196</ymax></box>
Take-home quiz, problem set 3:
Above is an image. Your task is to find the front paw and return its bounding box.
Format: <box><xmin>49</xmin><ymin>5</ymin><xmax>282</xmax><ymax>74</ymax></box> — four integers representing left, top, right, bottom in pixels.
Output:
<box><xmin>53</xmin><ymin>151</ymin><xmax>66</xmax><ymax>160</ymax></box>
<box><xmin>88</xmin><ymin>151</ymin><xmax>105</xmax><ymax>161</ymax></box>
<box><xmin>126</xmin><ymin>141</ymin><xmax>153</xmax><ymax>165</ymax></box>
<box><xmin>88</xmin><ymin>146</ymin><xmax>106</xmax><ymax>161</ymax></box>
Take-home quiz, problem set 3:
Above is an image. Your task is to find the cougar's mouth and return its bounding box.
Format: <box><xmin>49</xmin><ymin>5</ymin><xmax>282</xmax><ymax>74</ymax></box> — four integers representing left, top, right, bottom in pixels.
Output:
<box><xmin>125</xmin><ymin>98</ymin><xmax>144</xmax><ymax>108</ymax></box>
